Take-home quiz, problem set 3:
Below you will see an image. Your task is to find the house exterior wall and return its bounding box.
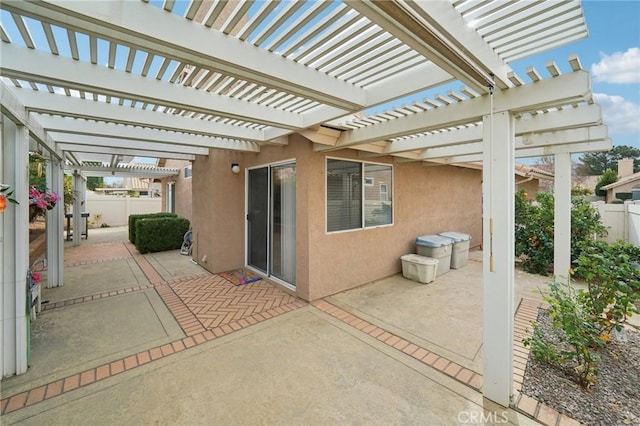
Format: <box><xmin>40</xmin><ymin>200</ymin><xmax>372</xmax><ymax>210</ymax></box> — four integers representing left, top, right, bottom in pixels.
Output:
<box><xmin>191</xmin><ymin>134</ymin><xmax>482</xmax><ymax>301</ymax></box>
<box><xmin>161</xmin><ymin>159</ymin><xmax>193</xmax><ymax>221</ymax></box>
<box><xmin>516</xmin><ymin>179</ymin><xmax>540</xmax><ymax>200</ymax></box>
<box><xmin>606</xmin><ymin>178</ymin><xmax>640</xmax><ymax>202</ymax></box>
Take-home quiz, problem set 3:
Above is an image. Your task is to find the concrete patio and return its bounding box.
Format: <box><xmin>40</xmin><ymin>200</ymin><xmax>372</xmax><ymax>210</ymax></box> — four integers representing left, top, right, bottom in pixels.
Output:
<box><xmin>1</xmin><ymin>227</ymin><xmax>564</xmax><ymax>425</ymax></box>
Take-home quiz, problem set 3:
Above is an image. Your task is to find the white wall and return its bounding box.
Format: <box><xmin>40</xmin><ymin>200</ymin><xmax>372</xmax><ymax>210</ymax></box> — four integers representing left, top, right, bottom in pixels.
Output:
<box><xmin>83</xmin><ymin>192</ymin><xmax>162</xmax><ymax>227</ymax></box>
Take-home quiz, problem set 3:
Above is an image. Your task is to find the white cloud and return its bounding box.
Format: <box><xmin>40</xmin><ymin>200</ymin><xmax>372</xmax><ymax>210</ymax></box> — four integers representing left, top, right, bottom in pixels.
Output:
<box><xmin>593</xmin><ymin>93</ymin><xmax>640</xmax><ymax>134</ymax></box>
<box><xmin>591</xmin><ymin>47</ymin><xmax>640</xmax><ymax>83</ymax></box>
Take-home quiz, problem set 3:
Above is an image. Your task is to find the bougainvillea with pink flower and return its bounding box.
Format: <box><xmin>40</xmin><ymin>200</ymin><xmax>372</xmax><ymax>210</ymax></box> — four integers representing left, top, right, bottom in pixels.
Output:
<box><xmin>29</xmin><ymin>186</ymin><xmax>60</xmax><ymax>220</ymax></box>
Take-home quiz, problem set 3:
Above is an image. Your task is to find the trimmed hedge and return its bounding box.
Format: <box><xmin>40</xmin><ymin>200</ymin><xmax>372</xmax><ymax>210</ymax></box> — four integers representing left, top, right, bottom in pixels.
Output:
<box><xmin>134</xmin><ymin>216</ymin><xmax>190</xmax><ymax>254</ymax></box>
<box><xmin>128</xmin><ymin>213</ymin><xmax>177</xmax><ymax>243</ymax></box>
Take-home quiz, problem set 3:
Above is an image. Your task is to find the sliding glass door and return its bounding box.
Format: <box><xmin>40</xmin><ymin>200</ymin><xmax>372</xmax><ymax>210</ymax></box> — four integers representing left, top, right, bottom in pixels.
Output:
<box><xmin>247</xmin><ymin>162</ymin><xmax>296</xmax><ymax>287</ymax></box>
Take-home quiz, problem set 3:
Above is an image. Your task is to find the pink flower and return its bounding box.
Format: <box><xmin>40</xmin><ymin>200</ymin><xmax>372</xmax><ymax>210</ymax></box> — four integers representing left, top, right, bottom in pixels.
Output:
<box><xmin>31</xmin><ymin>271</ymin><xmax>41</xmax><ymax>284</ymax></box>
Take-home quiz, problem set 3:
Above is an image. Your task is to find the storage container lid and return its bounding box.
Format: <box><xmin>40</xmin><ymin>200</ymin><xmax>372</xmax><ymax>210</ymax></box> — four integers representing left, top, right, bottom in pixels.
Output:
<box><xmin>438</xmin><ymin>231</ymin><xmax>472</xmax><ymax>242</ymax></box>
<box><xmin>401</xmin><ymin>254</ymin><xmax>439</xmax><ymax>265</ymax></box>
<box><xmin>415</xmin><ymin>234</ymin><xmax>453</xmax><ymax>247</ymax></box>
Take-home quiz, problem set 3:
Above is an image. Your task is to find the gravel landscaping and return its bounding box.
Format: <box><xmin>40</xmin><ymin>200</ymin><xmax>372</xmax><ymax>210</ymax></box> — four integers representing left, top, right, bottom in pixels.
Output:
<box><xmin>522</xmin><ymin>309</ymin><xmax>640</xmax><ymax>425</ymax></box>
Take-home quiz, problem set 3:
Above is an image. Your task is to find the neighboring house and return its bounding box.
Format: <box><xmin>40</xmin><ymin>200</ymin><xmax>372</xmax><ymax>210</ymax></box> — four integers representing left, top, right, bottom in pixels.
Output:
<box><xmin>601</xmin><ymin>158</ymin><xmax>640</xmax><ymax>202</ymax></box>
<box><xmin>514</xmin><ymin>163</ymin><xmax>554</xmax><ymax>198</ymax></box>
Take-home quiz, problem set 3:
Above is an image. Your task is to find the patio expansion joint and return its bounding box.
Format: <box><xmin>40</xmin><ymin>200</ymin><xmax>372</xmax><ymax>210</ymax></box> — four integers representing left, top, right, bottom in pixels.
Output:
<box><xmin>312</xmin><ymin>297</ymin><xmax>581</xmax><ymax>426</ymax></box>
<box><xmin>0</xmin><ymin>296</ymin><xmax>308</xmax><ymax>415</ymax></box>
<box><xmin>40</xmin><ymin>283</ymin><xmax>156</xmax><ymax>312</ymax></box>
<box><xmin>311</xmin><ymin>299</ymin><xmax>483</xmax><ymax>392</ymax></box>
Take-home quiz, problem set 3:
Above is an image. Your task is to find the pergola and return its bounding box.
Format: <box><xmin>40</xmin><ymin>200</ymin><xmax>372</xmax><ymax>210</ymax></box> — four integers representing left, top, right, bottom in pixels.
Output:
<box><xmin>1</xmin><ymin>0</ymin><xmax>609</xmax><ymax>407</ymax></box>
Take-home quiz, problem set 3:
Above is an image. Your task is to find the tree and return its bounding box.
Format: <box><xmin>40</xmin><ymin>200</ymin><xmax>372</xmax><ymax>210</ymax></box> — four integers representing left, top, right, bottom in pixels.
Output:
<box><xmin>595</xmin><ymin>169</ymin><xmax>618</xmax><ymax>196</ymax></box>
<box><xmin>578</xmin><ymin>145</ymin><xmax>640</xmax><ymax>175</ymax></box>
<box><xmin>86</xmin><ymin>176</ymin><xmax>104</xmax><ymax>191</ymax></box>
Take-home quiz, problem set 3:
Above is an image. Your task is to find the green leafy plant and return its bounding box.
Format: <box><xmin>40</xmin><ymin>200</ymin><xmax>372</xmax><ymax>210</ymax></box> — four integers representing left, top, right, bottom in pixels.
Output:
<box><xmin>135</xmin><ymin>216</ymin><xmax>190</xmax><ymax>254</ymax></box>
<box><xmin>514</xmin><ymin>190</ymin><xmax>606</xmax><ymax>275</ymax></box>
<box><xmin>524</xmin><ymin>281</ymin><xmax>605</xmax><ymax>387</ymax></box>
<box><xmin>573</xmin><ymin>240</ymin><xmax>640</xmax><ymax>333</ymax></box>
<box><xmin>524</xmin><ymin>240</ymin><xmax>639</xmax><ymax>388</ymax></box>
<box><xmin>128</xmin><ymin>212</ymin><xmax>177</xmax><ymax>243</ymax></box>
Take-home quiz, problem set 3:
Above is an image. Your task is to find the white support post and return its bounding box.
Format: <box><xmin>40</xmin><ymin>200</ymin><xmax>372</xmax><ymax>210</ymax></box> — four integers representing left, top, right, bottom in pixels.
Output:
<box><xmin>46</xmin><ymin>158</ymin><xmax>64</xmax><ymax>287</ymax></box>
<box><xmin>1</xmin><ymin>113</ymin><xmax>30</xmax><ymax>378</ymax></box>
<box><xmin>482</xmin><ymin>110</ymin><xmax>515</xmax><ymax>407</ymax></box>
<box><xmin>553</xmin><ymin>152</ymin><xmax>572</xmax><ymax>281</ymax></box>
<box><xmin>72</xmin><ymin>172</ymin><xmax>84</xmax><ymax>246</ymax></box>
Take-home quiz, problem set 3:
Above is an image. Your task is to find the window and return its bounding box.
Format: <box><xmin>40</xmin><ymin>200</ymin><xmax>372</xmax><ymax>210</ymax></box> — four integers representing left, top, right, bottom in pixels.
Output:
<box><xmin>326</xmin><ymin>159</ymin><xmax>393</xmax><ymax>232</ymax></box>
<box><xmin>183</xmin><ymin>165</ymin><xmax>192</xmax><ymax>179</ymax></box>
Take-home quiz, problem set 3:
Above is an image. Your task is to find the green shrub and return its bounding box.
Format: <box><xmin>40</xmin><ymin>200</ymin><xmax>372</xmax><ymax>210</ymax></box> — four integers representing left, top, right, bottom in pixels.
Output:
<box><xmin>135</xmin><ymin>216</ymin><xmax>190</xmax><ymax>254</ymax></box>
<box><xmin>524</xmin><ymin>240</ymin><xmax>640</xmax><ymax>388</ymax></box>
<box><xmin>573</xmin><ymin>240</ymin><xmax>640</xmax><ymax>333</ymax></box>
<box><xmin>523</xmin><ymin>281</ymin><xmax>604</xmax><ymax>387</ymax></box>
<box><xmin>514</xmin><ymin>190</ymin><xmax>606</xmax><ymax>275</ymax></box>
<box><xmin>595</xmin><ymin>169</ymin><xmax>617</xmax><ymax>196</ymax></box>
<box><xmin>128</xmin><ymin>213</ymin><xmax>177</xmax><ymax>243</ymax></box>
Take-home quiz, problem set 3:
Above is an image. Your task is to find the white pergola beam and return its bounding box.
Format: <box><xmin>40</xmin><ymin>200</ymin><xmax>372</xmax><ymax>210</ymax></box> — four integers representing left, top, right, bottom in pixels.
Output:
<box><xmin>36</xmin><ymin>115</ymin><xmax>260</xmax><ymax>152</ymax></box>
<box><xmin>0</xmin><ymin>81</ymin><xmax>62</xmax><ymax>159</ymax></box>
<box><xmin>349</xmin><ymin>1</ymin><xmax>497</xmax><ymax>93</ymax></box>
<box><xmin>424</xmin><ymin>139</ymin><xmax>612</xmax><ymax>164</ymax></box>
<box><xmin>323</xmin><ymin>104</ymin><xmax>603</xmax><ymax>156</ymax></box>
<box><xmin>0</xmin><ymin>44</ymin><xmax>302</xmax><ymax>130</ymax></box>
<box><xmin>9</xmin><ymin>88</ymin><xmax>266</xmax><ymax>142</ymax></box>
<box><xmin>417</xmin><ymin>126</ymin><xmax>608</xmax><ymax>160</ymax></box>
<box><xmin>66</xmin><ymin>165</ymin><xmax>178</xmax><ymax>177</ymax></box>
<box><xmin>57</xmin><ymin>144</ymin><xmax>197</xmax><ymax>161</ymax></box>
<box><xmin>2</xmin><ymin>0</ymin><xmax>366</xmax><ymax>110</ymax></box>
<box><xmin>515</xmin><ymin>139</ymin><xmax>612</xmax><ymax>158</ymax></box>
<box><xmin>334</xmin><ymin>71</ymin><xmax>592</xmax><ymax>148</ymax></box>
<box><xmin>52</xmin><ymin>134</ymin><xmax>209</xmax><ymax>156</ymax></box>
<box><xmin>264</xmin><ymin>62</ymin><xmax>455</xmax><ymax>141</ymax></box>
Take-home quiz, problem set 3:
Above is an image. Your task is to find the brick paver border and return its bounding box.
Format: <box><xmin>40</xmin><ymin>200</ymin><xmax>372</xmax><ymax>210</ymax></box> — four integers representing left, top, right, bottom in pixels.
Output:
<box><xmin>4</xmin><ymin>237</ymin><xmax>576</xmax><ymax>425</ymax></box>
<box><xmin>1</xmin><ymin>242</ymin><xmax>307</xmax><ymax>416</ymax></box>
<box><xmin>311</xmin><ymin>299</ymin><xmax>484</xmax><ymax>391</ymax></box>
<box><xmin>1</xmin><ymin>299</ymin><xmax>307</xmax><ymax>415</ymax></box>
<box><xmin>313</xmin><ymin>298</ymin><xmax>578</xmax><ymax>426</ymax></box>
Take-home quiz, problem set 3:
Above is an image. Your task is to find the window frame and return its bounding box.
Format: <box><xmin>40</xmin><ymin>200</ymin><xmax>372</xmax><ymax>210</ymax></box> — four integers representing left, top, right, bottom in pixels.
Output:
<box><xmin>325</xmin><ymin>157</ymin><xmax>394</xmax><ymax>234</ymax></box>
<box><xmin>183</xmin><ymin>164</ymin><xmax>193</xmax><ymax>179</ymax></box>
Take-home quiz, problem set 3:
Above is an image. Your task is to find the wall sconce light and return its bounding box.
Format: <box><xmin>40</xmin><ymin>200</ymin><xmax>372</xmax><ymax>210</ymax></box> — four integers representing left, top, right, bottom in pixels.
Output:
<box><xmin>231</xmin><ymin>163</ymin><xmax>240</xmax><ymax>174</ymax></box>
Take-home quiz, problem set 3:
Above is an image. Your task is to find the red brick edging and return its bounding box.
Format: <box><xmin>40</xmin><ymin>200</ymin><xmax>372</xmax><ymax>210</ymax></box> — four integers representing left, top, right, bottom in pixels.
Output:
<box><xmin>311</xmin><ymin>299</ymin><xmax>484</xmax><ymax>391</ymax></box>
<box><xmin>1</xmin><ymin>299</ymin><xmax>307</xmax><ymax>415</ymax></box>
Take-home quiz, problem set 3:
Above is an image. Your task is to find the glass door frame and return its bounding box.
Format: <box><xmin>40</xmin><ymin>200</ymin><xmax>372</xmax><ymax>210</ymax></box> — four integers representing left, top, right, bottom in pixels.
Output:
<box><xmin>245</xmin><ymin>159</ymin><xmax>296</xmax><ymax>290</ymax></box>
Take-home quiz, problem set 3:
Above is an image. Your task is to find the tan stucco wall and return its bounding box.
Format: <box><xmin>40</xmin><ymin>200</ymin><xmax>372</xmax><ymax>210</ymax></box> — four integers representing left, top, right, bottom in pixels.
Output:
<box><xmin>191</xmin><ymin>134</ymin><xmax>482</xmax><ymax>301</ymax></box>
<box><xmin>304</xmin><ymin>152</ymin><xmax>482</xmax><ymax>300</ymax></box>
<box><xmin>160</xmin><ymin>160</ymin><xmax>193</xmax><ymax>221</ymax></box>
<box><xmin>606</xmin><ymin>179</ymin><xmax>640</xmax><ymax>202</ymax></box>
<box><xmin>191</xmin><ymin>150</ymin><xmax>245</xmax><ymax>274</ymax></box>
<box><xmin>516</xmin><ymin>179</ymin><xmax>540</xmax><ymax>200</ymax></box>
